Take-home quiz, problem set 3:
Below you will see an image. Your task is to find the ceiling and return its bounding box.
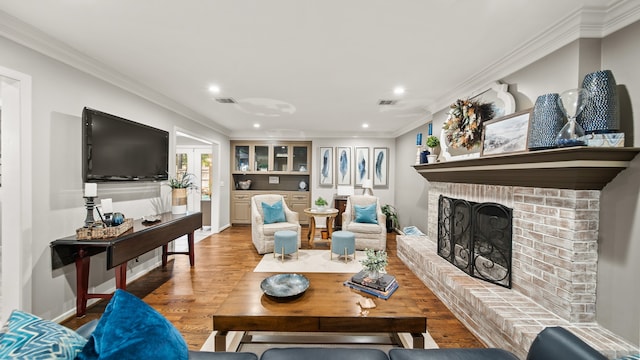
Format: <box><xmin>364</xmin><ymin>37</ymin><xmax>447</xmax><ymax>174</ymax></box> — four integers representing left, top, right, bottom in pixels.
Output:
<box><xmin>0</xmin><ymin>0</ymin><xmax>637</xmax><ymax>139</ymax></box>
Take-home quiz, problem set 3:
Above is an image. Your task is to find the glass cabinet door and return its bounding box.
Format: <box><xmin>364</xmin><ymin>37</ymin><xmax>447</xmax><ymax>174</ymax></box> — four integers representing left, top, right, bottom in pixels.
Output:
<box><xmin>272</xmin><ymin>145</ymin><xmax>289</xmax><ymax>172</ymax></box>
<box><xmin>254</xmin><ymin>145</ymin><xmax>269</xmax><ymax>171</ymax></box>
<box><xmin>234</xmin><ymin>145</ymin><xmax>250</xmax><ymax>172</ymax></box>
<box><xmin>292</xmin><ymin>146</ymin><xmax>308</xmax><ymax>172</ymax></box>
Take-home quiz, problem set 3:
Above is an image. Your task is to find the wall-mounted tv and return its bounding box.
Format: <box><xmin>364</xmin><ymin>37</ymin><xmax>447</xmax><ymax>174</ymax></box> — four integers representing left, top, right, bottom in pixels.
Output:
<box><xmin>82</xmin><ymin>107</ymin><xmax>169</xmax><ymax>182</ymax></box>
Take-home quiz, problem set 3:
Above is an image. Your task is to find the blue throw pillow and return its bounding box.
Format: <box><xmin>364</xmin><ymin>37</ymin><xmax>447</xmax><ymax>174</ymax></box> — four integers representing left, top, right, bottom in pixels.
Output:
<box><xmin>262</xmin><ymin>200</ymin><xmax>286</xmax><ymax>224</ymax></box>
<box><xmin>354</xmin><ymin>203</ymin><xmax>378</xmax><ymax>224</ymax></box>
<box><xmin>77</xmin><ymin>289</ymin><xmax>188</xmax><ymax>360</ymax></box>
<box><xmin>0</xmin><ymin>310</ymin><xmax>87</xmax><ymax>359</ymax></box>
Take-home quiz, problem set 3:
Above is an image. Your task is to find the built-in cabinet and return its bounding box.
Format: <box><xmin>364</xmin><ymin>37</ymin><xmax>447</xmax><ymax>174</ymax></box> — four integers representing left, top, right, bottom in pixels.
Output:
<box><xmin>231</xmin><ymin>141</ymin><xmax>312</xmax><ymax>225</ymax></box>
<box><xmin>233</xmin><ymin>141</ymin><xmax>310</xmax><ymax>173</ymax></box>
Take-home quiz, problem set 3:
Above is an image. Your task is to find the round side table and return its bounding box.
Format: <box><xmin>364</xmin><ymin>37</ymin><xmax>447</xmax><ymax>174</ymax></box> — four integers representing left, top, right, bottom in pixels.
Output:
<box><xmin>303</xmin><ymin>208</ymin><xmax>339</xmax><ymax>247</ymax></box>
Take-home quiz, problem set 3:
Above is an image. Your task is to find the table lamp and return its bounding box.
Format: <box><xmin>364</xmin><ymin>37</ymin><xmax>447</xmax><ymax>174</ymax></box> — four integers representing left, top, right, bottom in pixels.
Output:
<box><xmin>362</xmin><ymin>179</ymin><xmax>373</xmax><ymax>196</ymax></box>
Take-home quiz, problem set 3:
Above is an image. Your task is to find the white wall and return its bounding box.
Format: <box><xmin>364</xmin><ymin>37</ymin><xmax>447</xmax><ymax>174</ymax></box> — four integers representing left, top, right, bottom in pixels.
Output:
<box><xmin>0</xmin><ymin>35</ymin><xmax>230</xmax><ymax>321</ymax></box>
<box><xmin>597</xmin><ymin>19</ymin><xmax>640</xmax><ymax>346</ymax></box>
<box><xmin>393</xmin><ymin>23</ymin><xmax>640</xmax><ymax>345</ymax></box>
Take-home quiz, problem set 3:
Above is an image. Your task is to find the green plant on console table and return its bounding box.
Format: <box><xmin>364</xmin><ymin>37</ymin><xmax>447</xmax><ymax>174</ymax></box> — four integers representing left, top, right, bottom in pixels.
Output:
<box><xmin>166</xmin><ymin>173</ymin><xmax>198</xmax><ymax>189</ymax></box>
<box><xmin>315</xmin><ymin>196</ymin><xmax>328</xmax><ymax>206</ymax></box>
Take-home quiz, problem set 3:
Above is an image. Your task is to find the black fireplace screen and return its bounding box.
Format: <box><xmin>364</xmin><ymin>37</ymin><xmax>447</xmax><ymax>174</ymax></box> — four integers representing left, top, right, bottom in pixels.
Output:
<box><xmin>437</xmin><ymin>195</ymin><xmax>512</xmax><ymax>288</ymax></box>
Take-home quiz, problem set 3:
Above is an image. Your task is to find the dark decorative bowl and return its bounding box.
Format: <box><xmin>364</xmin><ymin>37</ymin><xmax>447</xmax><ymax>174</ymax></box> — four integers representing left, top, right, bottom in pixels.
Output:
<box><xmin>260</xmin><ymin>273</ymin><xmax>310</xmax><ymax>298</ymax></box>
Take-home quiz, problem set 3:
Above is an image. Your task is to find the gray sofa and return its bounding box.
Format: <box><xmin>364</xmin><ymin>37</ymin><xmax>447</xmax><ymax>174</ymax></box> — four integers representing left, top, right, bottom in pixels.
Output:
<box><xmin>75</xmin><ymin>324</ymin><xmax>609</xmax><ymax>360</ymax></box>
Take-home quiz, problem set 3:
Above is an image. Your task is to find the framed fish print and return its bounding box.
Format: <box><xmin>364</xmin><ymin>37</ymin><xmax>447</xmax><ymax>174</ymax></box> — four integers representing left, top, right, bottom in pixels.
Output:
<box><xmin>336</xmin><ymin>146</ymin><xmax>352</xmax><ymax>186</ymax></box>
<box><xmin>355</xmin><ymin>147</ymin><xmax>369</xmax><ymax>186</ymax></box>
<box><xmin>373</xmin><ymin>147</ymin><xmax>389</xmax><ymax>188</ymax></box>
<box><xmin>318</xmin><ymin>147</ymin><xmax>334</xmax><ymax>186</ymax></box>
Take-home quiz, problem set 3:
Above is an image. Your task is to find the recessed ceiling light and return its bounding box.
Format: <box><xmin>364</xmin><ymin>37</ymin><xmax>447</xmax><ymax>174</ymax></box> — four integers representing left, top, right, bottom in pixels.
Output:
<box><xmin>394</xmin><ymin>87</ymin><xmax>405</xmax><ymax>95</ymax></box>
<box><xmin>253</xmin><ymin>123</ymin><xmax>260</xmax><ymax>128</ymax></box>
<box><xmin>208</xmin><ymin>85</ymin><xmax>221</xmax><ymax>94</ymax></box>
<box><xmin>362</xmin><ymin>123</ymin><xmax>369</xmax><ymax>128</ymax></box>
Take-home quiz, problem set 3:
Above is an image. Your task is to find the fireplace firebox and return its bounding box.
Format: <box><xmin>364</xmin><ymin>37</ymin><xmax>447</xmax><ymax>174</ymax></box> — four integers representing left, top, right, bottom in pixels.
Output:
<box><xmin>437</xmin><ymin>195</ymin><xmax>512</xmax><ymax>288</ymax></box>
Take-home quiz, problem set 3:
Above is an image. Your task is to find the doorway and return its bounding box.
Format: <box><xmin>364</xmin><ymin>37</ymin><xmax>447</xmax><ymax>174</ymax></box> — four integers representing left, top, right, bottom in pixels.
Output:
<box><xmin>176</xmin><ymin>131</ymin><xmax>219</xmax><ymax>234</ymax></box>
<box><xmin>0</xmin><ymin>67</ymin><xmax>33</xmax><ymax>322</ymax></box>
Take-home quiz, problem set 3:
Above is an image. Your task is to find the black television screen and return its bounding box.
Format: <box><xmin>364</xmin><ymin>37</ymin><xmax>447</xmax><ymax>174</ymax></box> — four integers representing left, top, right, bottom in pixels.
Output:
<box><xmin>82</xmin><ymin>107</ymin><xmax>169</xmax><ymax>182</ymax></box>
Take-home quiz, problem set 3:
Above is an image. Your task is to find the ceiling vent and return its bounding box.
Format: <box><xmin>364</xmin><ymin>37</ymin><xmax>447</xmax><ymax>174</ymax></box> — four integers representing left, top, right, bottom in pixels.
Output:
<box><xmin>215</xmin><ymin>97</ymin><xmax>237</xmax><ymax>104</ymax></box>
<box><xmin>378</xmin><ymin>99</ymin><xmax>398</xmax><ymax>106</ymax></box>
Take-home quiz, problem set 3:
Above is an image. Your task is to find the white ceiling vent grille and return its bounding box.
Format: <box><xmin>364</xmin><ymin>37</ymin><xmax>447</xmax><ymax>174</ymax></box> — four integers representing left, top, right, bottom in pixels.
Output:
<box><xmin>378</xmin><ymin>99</ymin><xmax>398</xmax><ymax>106</ymax></box>
<box><xmin>215</xmin><ymin>97</ymin><xmax>237</xmax><ymax>104</ymax></box>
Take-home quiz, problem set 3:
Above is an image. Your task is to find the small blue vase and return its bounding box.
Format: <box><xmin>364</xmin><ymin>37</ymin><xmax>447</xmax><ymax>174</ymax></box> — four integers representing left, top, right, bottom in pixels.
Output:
<box><xmin>528</xmin><ymin>93</ymin><xmax>565</xmax><ymax>150</ymax></box>
<box><xmin>112</xmin><ymin>212</ymin><xmax>125</xmax><ymax>226</ymax></box>
<box><xmin>578</xmin><ymin>70</ymin><xmax>619</xmax><ymax>134</ymax></box>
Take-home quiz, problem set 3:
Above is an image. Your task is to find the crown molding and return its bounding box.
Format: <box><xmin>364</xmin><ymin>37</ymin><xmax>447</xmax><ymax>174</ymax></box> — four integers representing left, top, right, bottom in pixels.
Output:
<box><xmin>395</xmin><ymin>0</ymin><xmax>640</xmax><ymax>138</ymax></box>
<box><xmin>0</xmin><ymin>10</ymin><xmax>231</xmax><ymax>136</ymax></box>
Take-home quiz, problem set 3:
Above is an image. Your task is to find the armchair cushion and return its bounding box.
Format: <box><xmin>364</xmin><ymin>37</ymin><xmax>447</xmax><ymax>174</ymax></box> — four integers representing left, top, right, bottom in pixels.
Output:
<box><xmin>262</xmin><ymin>200</ymin><xmax>286</xmax><ymax>224</ymax></box>
<box><xmin>354</xmin><ymin>203</ymin><xmax>378</xmax><ymax>224</ymax></box>
<box><xmin>77</xmin><ymin>289</ymin><xmax>188</xmax><ymax>360</ymax></box>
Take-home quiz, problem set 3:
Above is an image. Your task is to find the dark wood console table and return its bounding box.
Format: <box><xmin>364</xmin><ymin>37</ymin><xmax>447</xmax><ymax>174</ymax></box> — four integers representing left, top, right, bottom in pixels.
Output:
<box><xmin>50</xmin><ymin>211</ymin><xmax>202</xmax><ymax>317</ymax></box>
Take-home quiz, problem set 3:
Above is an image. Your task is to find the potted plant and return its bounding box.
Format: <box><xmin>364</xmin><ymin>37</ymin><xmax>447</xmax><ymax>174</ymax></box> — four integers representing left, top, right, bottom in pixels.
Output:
<box><xmin>314</xmin><ymin>196</ymin><xmax>328</xmax><ymax>211</ymax></box>
<box><xmin>381</xmin><ymin>204</ymin><xmax>398</xmax><ymax>233</ymax></box>
<box><xmin>166</xmin><ymin>173</ymin><xmax>197</xmax><ymax>214</ymax></box>
<box><xmin>426</xmin><ymin>135</ymin><xmax>440</xmax><ymax>154</ymax></box>
<box><xmin>360</xmin><ymin>248</ymin><xmax>388</xmax><ymax>280</ymax></box>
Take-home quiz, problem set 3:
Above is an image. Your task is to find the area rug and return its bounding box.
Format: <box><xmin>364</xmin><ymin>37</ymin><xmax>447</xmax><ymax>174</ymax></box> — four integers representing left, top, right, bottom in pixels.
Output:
<box><xmin>200</xmin><ymin>331</ymin><xmax>438</xmax><ymax>355</ymax></box>
<box><xmin>253</xmin><ymin>249</ymin><xmax>365</xmax><ymax>273</ymax></box>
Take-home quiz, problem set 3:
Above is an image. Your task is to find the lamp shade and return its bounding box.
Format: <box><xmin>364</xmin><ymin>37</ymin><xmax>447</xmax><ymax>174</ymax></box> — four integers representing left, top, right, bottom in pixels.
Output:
<box><xmin>361</xmin><ymin>179</ymin><xmax>373</xmax><ymax>196</ymax></box>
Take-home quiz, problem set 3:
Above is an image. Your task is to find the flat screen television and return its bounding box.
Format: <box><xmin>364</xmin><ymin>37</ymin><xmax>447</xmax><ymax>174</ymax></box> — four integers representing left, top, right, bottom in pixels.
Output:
<box><xmin>82</xmin><ymin>107</ymin><xmax>169</xmax><ymax>182</ymax></box>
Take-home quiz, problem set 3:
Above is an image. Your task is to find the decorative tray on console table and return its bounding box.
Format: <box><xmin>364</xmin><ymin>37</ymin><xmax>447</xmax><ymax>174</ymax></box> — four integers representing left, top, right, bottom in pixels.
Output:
<box><xmin>75</xmin><ymin>218</ymin><xmax>133</xmax><ymax>240</ymax></box>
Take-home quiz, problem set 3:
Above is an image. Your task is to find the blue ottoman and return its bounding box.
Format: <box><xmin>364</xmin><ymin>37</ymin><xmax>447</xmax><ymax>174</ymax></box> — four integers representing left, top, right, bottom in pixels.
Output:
<box><xmin>331</xmin><ymin>230</ymin><xmax>355</xmax><ymax>263</ymax></box>
<box><xmin>274</xmin><ymin>230</ymin><xmax>298</xmax><ymax>261</ymax></box>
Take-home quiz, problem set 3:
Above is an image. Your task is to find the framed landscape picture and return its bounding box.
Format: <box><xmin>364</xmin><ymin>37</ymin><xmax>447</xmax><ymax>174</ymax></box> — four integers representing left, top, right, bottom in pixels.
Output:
<box><xmin>373</xmin><ymin>147</ymin><xmax>389</xmax><ymax>188</ymax></box>
<box><xmin>336</xmin><ymin>146</ymin><xmax>352</xmax><ymax>185</ymax></box>
<box><xmin>355</xmin><ymin>147</ymin><xmax>369</xmax><ymax>186</ymax></box>
<box><xmin>481</xmin><ymin>109</ymin><xmax>532</xmax><ymax>156</ymax></box>
<box><xmin>318</xmin><ymin>147</ymin><xmax>334</xmax><ymax>187</ymax></box>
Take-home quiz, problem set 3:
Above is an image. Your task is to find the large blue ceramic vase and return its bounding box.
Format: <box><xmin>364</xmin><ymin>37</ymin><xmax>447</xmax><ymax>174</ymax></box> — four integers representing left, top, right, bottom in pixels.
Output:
<box><xmin>578</xmin><ymin>69</ymin><xmax>619</xmax><ymax>134</ymax></box>
<box><xmin>528</xmin><ymin>93</ymin><xmax>565</xmax><ymax>150</ymax></box>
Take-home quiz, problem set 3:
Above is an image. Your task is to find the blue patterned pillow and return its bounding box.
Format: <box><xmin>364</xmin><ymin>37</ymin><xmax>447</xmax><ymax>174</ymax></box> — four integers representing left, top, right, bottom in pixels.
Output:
<box><xmin>262</xmin><ymin>200</ymin><xmax>286</xmax><ymax>224</ymax></box>
<box><xmin>77</xmin><ymin>289</ymin><xmax>188</xmax><ymax>360</ymax></box>
<box><xmin>355</xmin><ymin>203</ymin><xmax>378</xmax><ymax>224</ymax></box>
<box><xmin>0</xmin><ymin>310</ymin><xmax>87</xmax><ymax>359</ymax></box>
<box><xmin>616</xmin><ymin>355</ymin><xmax>640</xmax><ymax>360</ymax></box>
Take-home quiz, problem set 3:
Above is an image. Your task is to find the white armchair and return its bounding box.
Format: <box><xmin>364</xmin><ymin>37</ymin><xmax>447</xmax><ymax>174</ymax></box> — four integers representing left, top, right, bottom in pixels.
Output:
<box><xmin>342</xmin><ymin>195</ymin><xmax>386</xmax><ymax>251</ymax></box>
<box><xmin>251</xmin><ymin>194</ymin><xmax>301</xmax><ymax>254</ymax></box>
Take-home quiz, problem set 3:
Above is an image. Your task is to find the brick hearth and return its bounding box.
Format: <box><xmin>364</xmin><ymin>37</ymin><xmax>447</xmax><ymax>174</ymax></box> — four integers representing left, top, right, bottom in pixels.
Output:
<box><xmin>397</xmin><ymin>181</ymin><xmax>637</xmax><ymax>359</ymax></box>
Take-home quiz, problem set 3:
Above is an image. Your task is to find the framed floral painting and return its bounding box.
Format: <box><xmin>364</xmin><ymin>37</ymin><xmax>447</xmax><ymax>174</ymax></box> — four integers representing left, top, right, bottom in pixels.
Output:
<box><xmin>373</xmin><ymin>147</ymin><xmax>388</xmax><ymax>188</ymax></box>
<box><xmin>355</xmin><ymin>147</ymin><xmax>369</xmax><ymax>186</ymax></box>
<box><xmin>318</xmin><ymin>147</ymin><xmax>334</xmax><ymax>186</ymax></box>
<box><xmin>336</xmin><ymin>146</ymin><xmax>352</xmax><ymax>186</ymax></box>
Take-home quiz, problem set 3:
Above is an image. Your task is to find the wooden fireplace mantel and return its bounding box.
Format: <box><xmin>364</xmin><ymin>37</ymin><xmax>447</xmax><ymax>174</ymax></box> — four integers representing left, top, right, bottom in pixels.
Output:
<box><xmin>413</xmin><ymin>147</ymin><xmax>640</xmax><ymax>190</ymax></box>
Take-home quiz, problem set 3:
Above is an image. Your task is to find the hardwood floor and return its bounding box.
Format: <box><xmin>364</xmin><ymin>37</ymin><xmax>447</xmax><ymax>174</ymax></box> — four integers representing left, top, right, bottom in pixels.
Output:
<box><xmin>61</xmin><ymin>226</ymin><xmax>484</xmax><ymax>351</ymax></box>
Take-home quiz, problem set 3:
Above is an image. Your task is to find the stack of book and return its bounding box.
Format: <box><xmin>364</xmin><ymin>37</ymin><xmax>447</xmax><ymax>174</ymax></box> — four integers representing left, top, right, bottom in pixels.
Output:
<box><xmin>344</xmin><ymin>270</ymin><xmax>399</xmax><ymax>299</ymax></box>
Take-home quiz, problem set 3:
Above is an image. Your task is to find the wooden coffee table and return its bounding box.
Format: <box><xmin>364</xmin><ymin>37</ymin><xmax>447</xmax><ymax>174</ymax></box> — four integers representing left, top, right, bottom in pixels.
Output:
<box><xmin>212</xmin><ymin>272</ymin><xmax>427</xmax><ymax>351</ymax></box>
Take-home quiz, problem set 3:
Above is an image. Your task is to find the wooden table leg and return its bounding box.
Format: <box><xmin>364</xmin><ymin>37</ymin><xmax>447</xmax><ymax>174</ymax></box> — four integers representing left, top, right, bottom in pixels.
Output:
<box><xmin>75</xmin><ymin>251</ymin><xmax>90</xmax><ymax>317</ymax></box>
<box><xmin>412</xmin><ymin>332</ymin><xmax>425</xmax><ymax>349</ymax></box>
<box><xmin>162</xmin><ymin>244</ymin><xmax>168</xmax><ymax>267</ymax></box>
<box><xmin>308</xmin><ymin>216</ymin><xmax>317</xmax><ymax>247</ymax></box>
<box><xmin>187</xmin><ymin>232</ymin><xmax>195</xmax><ymax>266</ymax></box>
<box><xmin>115</xmin><ymin>263</ymin><xmax>127</xmax><ymax>290</ymax></box>
<box><xmin>214</xmin><ymin>330</ymin><xmax>228</xmax><ymax>351</ymax></box>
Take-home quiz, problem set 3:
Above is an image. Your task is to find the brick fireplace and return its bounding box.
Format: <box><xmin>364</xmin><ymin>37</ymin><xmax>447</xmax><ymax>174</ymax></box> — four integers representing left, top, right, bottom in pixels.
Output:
<box><xmin>397</xmin><ymin>180</ymin><xmax>638</xmax><ymax>358</ymax></box>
